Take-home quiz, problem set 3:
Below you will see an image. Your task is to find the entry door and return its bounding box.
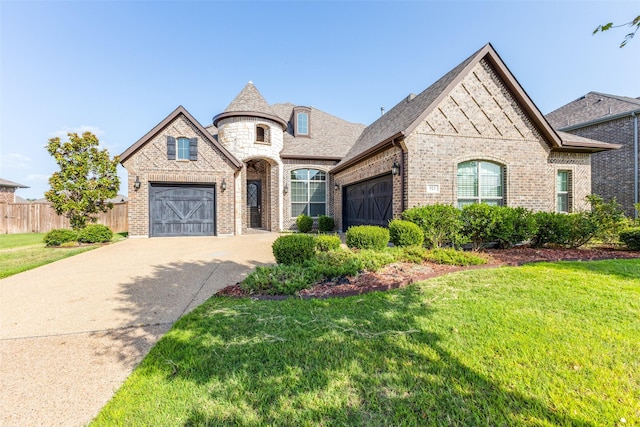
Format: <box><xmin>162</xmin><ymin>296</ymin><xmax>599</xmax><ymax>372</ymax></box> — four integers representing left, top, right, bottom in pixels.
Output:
<box><xmin>247</xmin><ymin>180</ymin><xmax>262</xmax><ymax>228</ymax></box>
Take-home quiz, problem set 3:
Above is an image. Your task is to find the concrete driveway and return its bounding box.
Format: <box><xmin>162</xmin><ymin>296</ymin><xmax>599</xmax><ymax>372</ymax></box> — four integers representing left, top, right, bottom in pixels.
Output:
<box><xmin>0</xmin><ymin>233</ymin><xmax>277</xmax><ymax>426</ymax></box>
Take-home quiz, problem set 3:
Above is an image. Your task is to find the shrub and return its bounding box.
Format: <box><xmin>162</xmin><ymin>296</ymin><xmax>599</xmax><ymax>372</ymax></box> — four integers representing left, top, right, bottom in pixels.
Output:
<box><xmin>426</xmin><ymin>248</ymin><xmax>488</xmax><ymax>266</ymax></box>
<box><xmin>355</xmin><ymin>249</ymin><xmax>397</xmax><ymax>272</ymax></box>
<box><xmin>461</xmin><ymin>203</ymin><xmax>498</xmax><ymax>250</ymax></box>
<box><xmin>296</xmin><ymin>214</ymin><xmax>313</xmax><ymax>233</ymax></box>
<box><xmin>44</xmin><ymin>228</ymin><xmax>78</xmax><ymax>247</ymax></box>
<box><xmin>388</xmin><ymin>219</ymin><xmax>424</xmax><ymax>247</ymax></box>
<box><xmin>391</xmin><ymin>245</ymin><xmax>429</xmax><ymax>264</ymax></box>
<box><xmin>314</xmin><ymin>250</ymin><xmax>363</xmax><ymax>278</ymax></box>
<box><xmin>77</xmin><ymin>224</ymin><xmax>113</xmax><ymax>243</ymax></box>
<box><xmin>345</xmin><ymin>225</ymin><xmax>390</xmax><ymax>250</ymax></box>
<box><xmin>491</xmin><ymin>206</ymin><xmax>536</xmax><ymax>248</ymax></box>
<box><xmin>315</xmin><ymin>234</ymin><xmax>341</xmax><ymax>252</ymax></box>
<box><xmin>619</xmin><ymin>228</ymin><xmax>640</xmax><ymax>250</ymax></box>
<box><xmin>531</xmin><ymin>212</ymin><xmax>572</xmax><ymax>248</ymax></box>
<box><xmin>318</xmin><ymin>215</ymin><xmax>335</xmax><ymax>233</ymax></box>
<box><xmin>272</xmin><ymin>234</ymin><xmax>316</xmax><ymax>265</ymax></box>
<box><xmin>402</xmin><ymin>204</ymin><xmax>465</xmax><ymax>248</ymax></box>
<box><xmin>241</xmin><ymin>263</ymin><xmax>318</xmax><ymax>295</ymax></box>
<box><xmin>587</xmin><ymin>195</ymin><xmax>626</xmax><ymax>244</ymax></box>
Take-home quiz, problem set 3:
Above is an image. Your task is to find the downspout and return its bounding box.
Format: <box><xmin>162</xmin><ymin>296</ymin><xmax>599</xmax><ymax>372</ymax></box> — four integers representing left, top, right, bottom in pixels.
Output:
<box><xmin>634</xmin><ymin>112</ymin><xmax>638</xmax><ymax>219</ymax></box>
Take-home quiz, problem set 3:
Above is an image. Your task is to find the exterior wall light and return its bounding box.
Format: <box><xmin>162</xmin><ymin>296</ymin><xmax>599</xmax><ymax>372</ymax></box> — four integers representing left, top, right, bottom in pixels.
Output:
<box><xmin>283</xmin><ymin>183</ymin><xmax>289</xmax><ymax>194</ymax></box>
<box><xmin>334</xmin><ymin>183</ymin><xmax>340</xmax><ymax>191</ymax></box>
<box><xmin>221</xmin><ymin>178</ymin><xmax>227</xmax><ymax>192</ymax></box>
<box><xmin>391</xmin><ymin>160</ymin><xmax>400</xmax><ymax>176</ymax></box>
<box><xmin>134</xmin><ymin>176</ymin><xmax>141</xmax><ymax>191</ymax></box>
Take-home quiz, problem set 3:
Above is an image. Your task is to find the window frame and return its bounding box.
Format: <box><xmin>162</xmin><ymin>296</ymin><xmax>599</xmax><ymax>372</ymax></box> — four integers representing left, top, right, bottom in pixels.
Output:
<box><xmin>293</xmin><ymin>107</ymin><xmax>311</xmax><ymax>137</ymax></box>
<box><xmin>456</xmin><ymin>160</ymin><xmax>505</xmax><ymax>208</ymax></box>
<box><xmin>290</xmin><ymin>168</ymin><xmax>326</xmax><ymax>218</ymax></box>
<box><xmin>556</xmin><ymin>170</ymin><xmax>571</xmax><ymax>213</ymax></box>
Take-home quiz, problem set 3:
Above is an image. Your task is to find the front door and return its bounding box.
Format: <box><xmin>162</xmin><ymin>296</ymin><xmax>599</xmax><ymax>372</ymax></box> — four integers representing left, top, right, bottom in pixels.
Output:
<box><xmin>247</xmin><ymin>180</ymin><xmax>262</xmax><ymax>228</ymax></box>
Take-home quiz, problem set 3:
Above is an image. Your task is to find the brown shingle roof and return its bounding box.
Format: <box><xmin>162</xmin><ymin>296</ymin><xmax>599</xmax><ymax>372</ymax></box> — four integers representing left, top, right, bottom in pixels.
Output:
<box><xmin>0</xmin><ymin>178</ymin><xmax>28</xmax><ymax>188</ymax></box>
<box><xmin>212</xmin><ymin>82</ymin><xmax>287</xmax><ymax>130</ymax></box>
<box><xmin>546</xmin><ymin>92</ymin><xmax>640</xmax><ymax>129</ymax></box>
<box><xmin>271</xmin><ymin>103</ymin><xmax>365</xmax><ymax>159</ymax></box>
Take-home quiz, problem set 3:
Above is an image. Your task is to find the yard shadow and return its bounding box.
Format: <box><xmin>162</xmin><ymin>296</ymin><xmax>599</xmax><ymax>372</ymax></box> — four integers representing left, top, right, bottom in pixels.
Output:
<box><xmin>95</xmin><ymin>258</ymin><xmax>269</xmax><ymax>369</ymax></box>
<box><xmin>135</xmin><ymin>284</ymin><xmax>596</xmax><ymax>426</ymax></box>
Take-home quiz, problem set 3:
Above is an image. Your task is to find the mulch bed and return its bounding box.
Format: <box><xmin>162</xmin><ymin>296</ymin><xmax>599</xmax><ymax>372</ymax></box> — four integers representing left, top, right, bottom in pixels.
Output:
<box><xmin>216</xmin><ymin>246</ymin><xmax>640</xmax><ymax>300</ymax></box>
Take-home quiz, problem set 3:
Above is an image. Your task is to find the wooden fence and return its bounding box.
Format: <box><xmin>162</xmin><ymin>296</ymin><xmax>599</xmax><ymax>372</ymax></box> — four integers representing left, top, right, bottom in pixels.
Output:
<box><xmin>0</xmin><ymin>203</ymin><xmax>128</xmax><ymax>234</ymax></box>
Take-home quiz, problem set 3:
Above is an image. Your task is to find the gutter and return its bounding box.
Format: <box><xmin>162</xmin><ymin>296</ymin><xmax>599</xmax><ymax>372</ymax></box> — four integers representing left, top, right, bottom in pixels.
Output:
<box><xmin>558</xmin><ymin>108</ymin><xmax>640</xmax><ymax>132</ymax></box>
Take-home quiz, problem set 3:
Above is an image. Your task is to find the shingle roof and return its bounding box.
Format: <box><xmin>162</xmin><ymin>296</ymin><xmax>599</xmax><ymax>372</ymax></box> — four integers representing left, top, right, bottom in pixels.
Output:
<box><xmin>0</xmin><ymin>178</ymin><xmax>28</xmax><ymax>188</ymax></box>
<box><xmin>546</xmin><ymin>92</ymin><xmax>640</xmax><ymax>129</ymax></box>
<box><xmin>270</xmin><ymin>103</ymin><xmax>366</xmax><ymax>159</ymax></box>
<box><xmin>213</xmin><ymin>82</ymin><xmax>287</xmax><ymax>130</ymax></box>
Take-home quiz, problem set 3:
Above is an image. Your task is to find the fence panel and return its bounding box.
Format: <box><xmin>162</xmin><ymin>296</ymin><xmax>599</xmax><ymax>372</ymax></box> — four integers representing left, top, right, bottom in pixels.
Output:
<box><xmin>0</xmin><ymin>203</ymin><xmax>128</xmax><ymax>234</ymax></box>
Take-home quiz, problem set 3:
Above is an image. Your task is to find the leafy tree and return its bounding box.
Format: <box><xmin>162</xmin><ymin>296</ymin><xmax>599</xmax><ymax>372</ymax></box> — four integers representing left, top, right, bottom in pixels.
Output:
<box><xmin>593</xmin><ymin>15</ymin><xmax>640</xmax><ymax>47</ymax></box>
<box><xmin>45</xmin><ymin>132</ymin><xmax>120</xmax><ymax>229</ymax></box>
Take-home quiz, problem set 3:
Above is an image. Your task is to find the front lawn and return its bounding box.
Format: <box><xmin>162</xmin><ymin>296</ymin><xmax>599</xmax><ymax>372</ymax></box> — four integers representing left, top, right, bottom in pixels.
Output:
<box><xmin>92</xmin><ymin>259</ymin><xmax>640</xmax><ymax>426</ymax></box>
<box><xmin>0</xmin><ymin>232</ymin><xmax>126</xmax><ymax>279</ymax></box>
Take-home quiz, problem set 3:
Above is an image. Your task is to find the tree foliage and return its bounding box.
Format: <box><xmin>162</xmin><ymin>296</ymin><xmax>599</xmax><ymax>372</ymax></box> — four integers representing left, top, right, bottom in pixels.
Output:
<box><xmin>593</xmin><ymin>15</ymin><xmax>640</xmax><ymax>47</ymax></box>
<box><xmin>45</xmin><ymin>132</ymin><xmax>120</xmax><ymax>229</ymax></box>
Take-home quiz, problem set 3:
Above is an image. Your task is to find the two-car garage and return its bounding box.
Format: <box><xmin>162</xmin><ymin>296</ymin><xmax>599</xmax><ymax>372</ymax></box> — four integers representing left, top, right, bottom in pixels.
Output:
<box><xmin>149</xmin><ymin>184</ymin><xmax>216</xmax><ymax>237</ymax></box>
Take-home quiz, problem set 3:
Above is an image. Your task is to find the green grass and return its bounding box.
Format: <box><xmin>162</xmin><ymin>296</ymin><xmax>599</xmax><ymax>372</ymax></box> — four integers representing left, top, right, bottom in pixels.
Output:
<box><xmin>93</xmin><ymin>259</ymin><xmax>640</xmax><ymax>426</ymax></box>
<box><xmin>0</xmin><ymin>232</ymin><xmax>126</xmax><ymax>279</ymax></box>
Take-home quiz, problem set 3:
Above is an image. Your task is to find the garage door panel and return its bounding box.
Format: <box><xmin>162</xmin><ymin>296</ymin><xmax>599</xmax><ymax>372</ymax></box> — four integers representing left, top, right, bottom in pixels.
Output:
<box><xmin>150</xmin><ymin>184</ymin><xmax>216</xmax><ymax>237</ymax></box>
<box><xmin>343</xmin><ymin>174</ymin><xmax>393</xmax><ymax>230</ymax></box>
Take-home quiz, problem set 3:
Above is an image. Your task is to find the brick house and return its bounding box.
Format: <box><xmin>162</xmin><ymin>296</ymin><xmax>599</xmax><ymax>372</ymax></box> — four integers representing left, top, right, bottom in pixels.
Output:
<box><xmin>0</xmin><ymin>178</ymin><xmax>29</xmax><ymax>203</ymax></box>
<box><xmin>121</xmin><ymin>43</ymin><xmax>618</xmax><ymax>237</ymax></box>
<box><xmin>546</xmin><ymin>92</ymin><xmax>640</xmax><ymax>217</ymax></box>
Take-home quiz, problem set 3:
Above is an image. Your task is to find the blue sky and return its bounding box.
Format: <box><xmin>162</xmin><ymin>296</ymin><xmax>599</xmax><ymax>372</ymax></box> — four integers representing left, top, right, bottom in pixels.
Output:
<box><xmin>1</xmin><ymin>0</ymin><xmax>638</xmax><ymax>199</ymax></box>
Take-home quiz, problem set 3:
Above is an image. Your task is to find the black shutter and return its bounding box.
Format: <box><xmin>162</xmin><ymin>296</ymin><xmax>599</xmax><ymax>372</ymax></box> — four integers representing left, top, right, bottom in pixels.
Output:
<box><xmin>189</xmin><ymin>137</ymin><xmax>198</xmax><ymax>161</ymax></box>
<box><xmin>167</xmin><ymin>136</ymin><xmax>176</xmax><ymax>160</ymax></box>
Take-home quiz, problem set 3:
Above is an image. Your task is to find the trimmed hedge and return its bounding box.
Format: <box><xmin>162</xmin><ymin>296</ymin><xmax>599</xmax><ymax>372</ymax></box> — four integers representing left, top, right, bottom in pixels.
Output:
<box><xmin>388</xmin><ymin>219</ymin><xmax>424</xmax><ymax>247</ymax></box>
<box><xmin>345</xmin><ymin>225</ymin><xmax>390</xmax><ymax>250</ymax></box>
<box><xmin>77</xmin><ymin>224</ymin><xmax>113</xmax><ymax>244</ymax></box>
<box><xmin>315</xmin><ymin>234</ymin><xmax>341</xmax><ymax>252</ymax></box>
<box><xmin>318</xmin><ymin>215</ymin><xmax>335</xmax><ymax>233</ymax></box>
<box><xmin>272</xmin><ymin>234</ymin><xmax>316</xmax><ymax>265</ymax></box>
<box><xmin>296</xmin><ymin>214</ymin><xmax>313</xmax><ymax>233</ymax></box>
<box><xmin>402</xmin><ymin>204</ymin><xmax>465</xmax><ymax>248</ymax></box>
<box><xmin>620</xmin><ymin>228</ymin><xmax>640</xmax><ymax>250</ymax></box>
<box><xmin>44</xmin><ymin>229</ymin><xmax>78</xmax><ymax>247</ymax></box>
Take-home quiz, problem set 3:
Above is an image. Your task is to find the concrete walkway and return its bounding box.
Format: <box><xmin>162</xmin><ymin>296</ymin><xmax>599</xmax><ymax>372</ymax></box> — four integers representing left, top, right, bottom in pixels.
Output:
<box><xmin>0</xmin><ymin>233</ymin><xmax>278</xmax><ymax>426</ymax></box>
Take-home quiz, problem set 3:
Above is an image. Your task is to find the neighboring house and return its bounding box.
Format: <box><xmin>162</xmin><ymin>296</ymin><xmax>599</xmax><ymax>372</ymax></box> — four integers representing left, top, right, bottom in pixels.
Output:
<box><xmin>0</xmin><ymin>178</ymin><xmax>29</xmax><ymax>203</ymax></box>
<box><xmin>546</xmin><ymin>92</ymin><xmax>640</xmax><ymax>217</ymax></box>
<box><xmin>121</xmin><ymin>43</ymin><xmax>618</xmax><ymax>238</ymax></box>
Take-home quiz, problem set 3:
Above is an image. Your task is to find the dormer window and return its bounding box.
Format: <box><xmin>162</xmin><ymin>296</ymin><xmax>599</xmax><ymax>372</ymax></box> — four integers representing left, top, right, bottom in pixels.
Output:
<box><xmin>293</xmin><ymin>107</ymin><xmax>311</xmax><ymax>137</ymax></box>
<box><xmin>255</xmin><ymin>124</ymin><xmax>270</xmax><ymax>144</ymax></box>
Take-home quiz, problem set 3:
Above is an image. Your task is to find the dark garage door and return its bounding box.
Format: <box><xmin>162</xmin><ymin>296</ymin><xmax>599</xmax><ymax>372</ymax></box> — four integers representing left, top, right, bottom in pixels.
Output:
<box><xmin>343</xmin><ymin>174</ymin><xmax>393</xmax><ymax>230</ymax></box>
<box><xmin>149</xmin><ymin>184</ymin><xmax>216</xmax><ymax>237</ymax></box>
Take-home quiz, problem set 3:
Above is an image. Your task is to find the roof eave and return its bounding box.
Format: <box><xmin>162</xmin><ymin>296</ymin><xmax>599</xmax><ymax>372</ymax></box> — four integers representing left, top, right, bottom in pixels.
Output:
<box><xmin>280</xmin><ymin>154</ymin><xmax>343</xmax><ymax>161</ymax></box>
<box><xmin>212</xmin><ymin>111</ymin><xmax>288</xmax><ymax>130</ymax></box>
<box><xmin>559</xmin><ymin>108</ymin><xmax>640</xmax><ymax>131</ymax></box>
<box><xmin>554</xmin><ymin>141</ymin><xmax>622</xmax><ymax>153</ymax></box>
<box><xmin>331</xmin><ymin>132</ymin><xmax>404</xmax><ymax>174</ymax></box>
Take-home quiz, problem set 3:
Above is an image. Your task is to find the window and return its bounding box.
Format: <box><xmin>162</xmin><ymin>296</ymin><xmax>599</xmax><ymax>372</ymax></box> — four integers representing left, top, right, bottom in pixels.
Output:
<box><xmin>177</xmin><ymin>137</ymin><xmax>190</xmax><ymax>160</ymax></box>
<box><xmin>297</xmin><ymin>112</ymin><xmax>309</xmax><ymax>135</ymax></box>
<box><xmin>457</xmin><ymin>161</ymin><xmax>504</xmax><ymax>208</ymax></box>
<box><xmin>256</xmin><ymin>126</ymin><xmax>265</xmax><ymax>142</ymax></box>
<box><xmin>293</xmin><ymin>107</ymin><xmax>311</xmax><ymax>136</ymax></box>
<box><xmin>557</xmin><ymin>170</ymin><xmax>570</xmax><ymax>213</ymax></box>
<box><xmin>291</xmin><ymin>169</ymin><xmax>326</xmax><ymax>217</ymax></box>
<box><xmin>255</xmin><ymin>125</ymin><xmax>270</xmax><ymax>144</ymax></box>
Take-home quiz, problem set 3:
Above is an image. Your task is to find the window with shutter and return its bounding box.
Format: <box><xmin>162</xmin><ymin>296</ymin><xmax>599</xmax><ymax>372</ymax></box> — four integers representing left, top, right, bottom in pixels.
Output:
<box><xmin>189</xmin><ymin>137</ymin><xmax>198</xmax><ymax>161</ymax></box>
<box><xmin>167</xmin><ymin>136</ymin><xmax>176</xmax><ymax>160</ymax></box>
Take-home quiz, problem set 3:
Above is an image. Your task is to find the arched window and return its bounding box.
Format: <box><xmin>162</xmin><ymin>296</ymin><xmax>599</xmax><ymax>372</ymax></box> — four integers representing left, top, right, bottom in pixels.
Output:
<box><xmin>291</xmin><ymin>169</ymin><xmax>326</xmax><ymax>217</ymax></box>
<box><xmin>256</xmin><ymin>126</ymin><xmax>265</xmax><ymax>142</ymax></box>
<box><xmin>457</xmin><ymin>161</ymin><xmax>504</xmax><ymax>208</ymax></box>
<box><xmin>293</xmin><ymin>107</ymin><xmax>311</xmax><ymax>136</ymax></box>
<box><xmin>255</xmin><ymin>125</ymin><xmax>270</xmax><ymax>144</ymax></box>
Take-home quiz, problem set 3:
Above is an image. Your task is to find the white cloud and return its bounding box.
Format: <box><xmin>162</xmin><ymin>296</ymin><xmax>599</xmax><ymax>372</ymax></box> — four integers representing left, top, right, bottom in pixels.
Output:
<box><xmin>50</xmin><ymin>125</ymin><xmax>106</xmax><ymax>139</ymax></box>
<box><xmin>0</xmin><ymin>153</ymin><xmax>32</xmax><ymax>170</ymax></box>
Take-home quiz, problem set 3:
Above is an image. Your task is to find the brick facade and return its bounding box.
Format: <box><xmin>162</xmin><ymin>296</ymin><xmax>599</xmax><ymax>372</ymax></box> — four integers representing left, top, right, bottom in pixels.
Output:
<box><xmin>0</xmin><ymin>188</ymin><xmax>16</xmax><ymax>203</ymax></box>
<box><xmin>122</xmin><ymin>114</ymin><xmax>238</xmax><ymax>237</ymax></box>
<box><xmin>563</xmin><ymin>116</ymin><xmax>637</xmax><ymax>217</ymax></box>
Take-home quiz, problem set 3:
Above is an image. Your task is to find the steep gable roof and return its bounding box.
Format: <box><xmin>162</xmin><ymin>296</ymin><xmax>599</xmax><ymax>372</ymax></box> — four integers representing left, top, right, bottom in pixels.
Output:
<box><xmin>333</xmin><ymin>43</ymin><xmax>612</xmax><ymax>173</ymax></box>
<box><xmin>120</xmin><ymin>105</ymin><xmax>243</xmax><ymax>168</ymax></box>
<box><xmin>546</xmin><ymin>91</ymin><xmax>640</xmax><ymax>129</ymax></box>
<box><xmin>212</xmin><ymin>82</ymin><xmax>287</xmax><ymax>130</ymax></box>
<box><xmin>271</xmin><ymin>103</ymin><xmax>366</xmax><ymax>159</ymax></box>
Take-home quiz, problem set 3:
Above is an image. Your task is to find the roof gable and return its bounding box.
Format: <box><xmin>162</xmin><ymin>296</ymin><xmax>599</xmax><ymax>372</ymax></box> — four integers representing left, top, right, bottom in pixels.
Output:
<box><xmin>120</xmin><ymin>105</ymin><xmax>242</xmax><ymax>168</ymax></box>
<box><xmin>333</xmin><ymin>43</ymin><xmax>573</xmax><ymax>172</ymax></box>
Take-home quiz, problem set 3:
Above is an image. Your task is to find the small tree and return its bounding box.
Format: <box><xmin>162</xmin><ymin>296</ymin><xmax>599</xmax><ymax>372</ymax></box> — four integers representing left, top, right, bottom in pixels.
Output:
<box><xmin>45</xmin><ymin>132</ymin><xmax>120</xmax><ymax>229</ymax></box>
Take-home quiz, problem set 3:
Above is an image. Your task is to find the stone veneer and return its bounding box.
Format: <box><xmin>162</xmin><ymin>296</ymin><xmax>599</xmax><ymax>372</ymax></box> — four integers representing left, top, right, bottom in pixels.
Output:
<box><xmin>122</xmin><ymin>114</ymin><xmax>238</xmax><ymax>237</ymax></box>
